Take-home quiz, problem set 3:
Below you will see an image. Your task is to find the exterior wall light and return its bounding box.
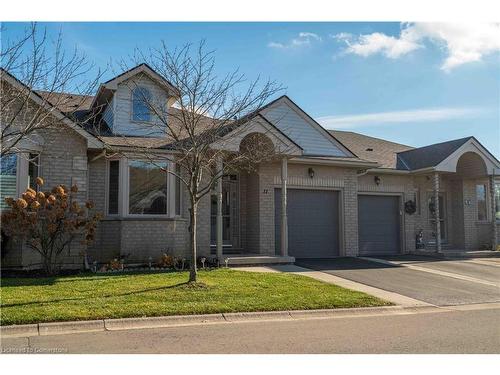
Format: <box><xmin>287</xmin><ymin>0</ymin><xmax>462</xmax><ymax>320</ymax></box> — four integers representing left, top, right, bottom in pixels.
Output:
<box><xmin>374</xmin><ymin>176</ymin><xmax>381</xmax><ymax>185</ymax></box>
<box><xmin>308</xmin><ymin>167</ymin><xmax>315</xmax><ymax>179</ymax></box>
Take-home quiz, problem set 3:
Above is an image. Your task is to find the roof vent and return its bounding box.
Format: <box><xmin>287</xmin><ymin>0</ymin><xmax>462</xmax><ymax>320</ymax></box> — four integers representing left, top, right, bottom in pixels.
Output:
<box><xmin>366</xmin><ymin>147</ymin><xmax>374</xmax><ymax>151</ymax></box>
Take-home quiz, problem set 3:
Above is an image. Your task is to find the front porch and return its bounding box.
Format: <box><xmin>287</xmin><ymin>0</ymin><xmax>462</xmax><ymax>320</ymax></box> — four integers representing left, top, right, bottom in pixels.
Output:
<box><xmin>411</xmin><ymin>141</ymin><xmax>499</xmax><ymax>253</ymax></box>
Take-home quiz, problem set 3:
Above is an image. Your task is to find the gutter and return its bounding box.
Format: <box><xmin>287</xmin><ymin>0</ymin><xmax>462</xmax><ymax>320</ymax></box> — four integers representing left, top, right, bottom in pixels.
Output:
<box><xmin>290</xmin><ymin>156</ymin><xmax>379</xmax><ymax>169</ymax></box>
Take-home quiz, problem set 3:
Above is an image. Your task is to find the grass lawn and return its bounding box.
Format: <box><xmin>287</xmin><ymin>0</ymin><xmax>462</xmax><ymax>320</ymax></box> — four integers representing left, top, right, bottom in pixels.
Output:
<box><xmin>0</xmin><ymin>269</ymin><xmax>390</xmax><ymax>325</ymax></box>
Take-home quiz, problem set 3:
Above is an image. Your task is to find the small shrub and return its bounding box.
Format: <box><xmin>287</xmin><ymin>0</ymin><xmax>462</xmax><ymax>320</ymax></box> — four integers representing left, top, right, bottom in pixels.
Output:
<box><xmin>1</xmin><ymin>178</ymin><xmax>102</xmax><ymax>275</ymax></box>
<box><xmin>158</xmin><ymin>253</ymin><xmax>174</xmax><ymax>268</ymax></box>
<box><xmin>108</xmin><ymin>258</ymin><xmax>122</xmax><ymax>271</ymax></box>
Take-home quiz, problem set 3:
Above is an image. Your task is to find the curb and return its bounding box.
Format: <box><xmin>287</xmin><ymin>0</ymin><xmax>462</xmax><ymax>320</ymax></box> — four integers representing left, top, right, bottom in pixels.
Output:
<box><xmin>39</xmin><ymin>320</ymin><xmax>105</xmax><ymax>336</ymax></box>
<box><xmin>0</xmin><ymin>324</ymin><xmax>38</xmax><ymax>338</ymax></box>
<box><xmin>0</xmin><ymin>305</ymin><xmax>439</xmax><ymax>339</ymax></box>
<box><xmin>104</xmin><ymin>314</ymin><xmax>225</xmax><ymax>331</ymax></box>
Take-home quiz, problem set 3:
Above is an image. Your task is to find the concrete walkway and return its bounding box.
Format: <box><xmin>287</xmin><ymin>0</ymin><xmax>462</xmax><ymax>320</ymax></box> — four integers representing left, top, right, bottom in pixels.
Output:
<box><xmin>234</xmin><ymin>264</ymin><xmax>430</xmax><ymax>307</ymax></box>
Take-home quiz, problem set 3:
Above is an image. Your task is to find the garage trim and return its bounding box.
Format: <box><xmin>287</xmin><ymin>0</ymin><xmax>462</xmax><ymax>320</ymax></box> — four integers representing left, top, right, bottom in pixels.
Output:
<box><xmin>273</xmin><ymin>186</ymin><xmax>345</xmax><ymax>257</ymax></box>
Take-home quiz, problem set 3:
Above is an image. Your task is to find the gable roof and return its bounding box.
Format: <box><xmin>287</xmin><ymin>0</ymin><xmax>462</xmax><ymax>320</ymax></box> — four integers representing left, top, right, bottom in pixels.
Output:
<box><xmin>330</xmin><ymin>130</ymin><xmax>413</xmax><ymax>169</ymax></box>
<box><xmin>396</xmin><ymin>137</ymin><xmax>472</xmax><ymax>171</ymax></box>
<box><xmin>91</xmin><ymin>63</ymin><xmax>179</xmax><ymax>110</ymax></box>
<box><xmin>258</xmin><ymin>95</ymin><xmax>356</xmax><ymax>158</ymax></box>
<box><xmin>0</xmin><ymin>68</ymin><xmax>103</xmax><ymax>149</ymax></box>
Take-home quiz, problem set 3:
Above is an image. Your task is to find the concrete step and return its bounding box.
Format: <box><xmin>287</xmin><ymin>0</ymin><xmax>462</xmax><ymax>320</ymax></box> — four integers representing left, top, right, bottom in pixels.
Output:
<box><xmin>226</xmin><ymin>255</ymin><xmax>295</xmax><ymax>266</ymax></box>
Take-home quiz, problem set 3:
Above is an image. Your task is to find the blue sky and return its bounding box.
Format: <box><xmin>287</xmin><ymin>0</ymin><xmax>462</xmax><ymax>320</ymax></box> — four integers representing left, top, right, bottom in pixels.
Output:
<box><xmin>2</xmin><ymin>22</ymin><xmax>499</xmax><ymax>156</ymax></box>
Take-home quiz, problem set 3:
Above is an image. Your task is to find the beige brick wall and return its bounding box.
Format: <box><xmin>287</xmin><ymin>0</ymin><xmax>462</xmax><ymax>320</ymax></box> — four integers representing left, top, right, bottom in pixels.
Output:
<box><xmin>4</xmin><ymin>124</ymin><xmax>91</xmax><ymax>269</ymax></box>
<box><xmin>257</xmin><ymin>162</ymin><xmax>359</xmax><ymax>256</ymax></box>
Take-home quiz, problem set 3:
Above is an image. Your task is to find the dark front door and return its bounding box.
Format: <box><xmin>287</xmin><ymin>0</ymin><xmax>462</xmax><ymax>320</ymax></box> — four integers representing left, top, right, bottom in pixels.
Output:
<box><xmin>358</xmin><ymin>195</ymin><xmax>401</xmax><ymax>256</ymax></box>
<box><xmin>275</xmin><ymin>189</ymin><xmax>340</xmax><ymax>258</ymax></box>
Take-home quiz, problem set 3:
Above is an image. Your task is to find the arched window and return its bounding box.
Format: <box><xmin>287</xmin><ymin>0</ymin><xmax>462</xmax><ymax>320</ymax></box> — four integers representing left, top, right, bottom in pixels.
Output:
<box><xmin>132</xmin><ymin>87</ymin><xmax>152</xmax><ymax>122</ymax></box>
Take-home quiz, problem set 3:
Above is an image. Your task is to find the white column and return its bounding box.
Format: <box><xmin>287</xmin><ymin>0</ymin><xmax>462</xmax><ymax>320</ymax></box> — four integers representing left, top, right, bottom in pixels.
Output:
<box><xmin>280</xmin><ymin>157</ymin><xmax>288</xmax><ymax>257</ymax></box>
<box><xmin>433</xmin><ymin>172</ymin><xmax>441</xmax><ymax>253</ymax></box>
<box><xmin>490</xmin><ymin>175</ymin><xmax>498</xmax><ymax>251</ymax></box>
<box><xmin>216</xmin><ymin>157</ymin><xmax>223</xmax><ymax>261</ymax></box>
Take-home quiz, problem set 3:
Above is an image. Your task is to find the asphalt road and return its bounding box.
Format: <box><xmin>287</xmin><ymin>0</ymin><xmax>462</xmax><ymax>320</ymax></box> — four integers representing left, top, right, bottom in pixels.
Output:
<box><xmin>2</xmin><ymin>307</ymin><xmax>499</xmax><ymax>354</ymax></box>
<box><xmin>296</xmin><ymin>257</ymin><xmax>500</xmax><ymax>306</ymax></box>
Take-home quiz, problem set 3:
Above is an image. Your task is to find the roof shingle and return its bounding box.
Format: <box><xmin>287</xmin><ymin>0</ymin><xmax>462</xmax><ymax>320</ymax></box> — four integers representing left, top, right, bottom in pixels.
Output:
<box><xmin>329</xmin><ymin>130</ymin><xmax>413</xmax><ymax>169</ymax></box>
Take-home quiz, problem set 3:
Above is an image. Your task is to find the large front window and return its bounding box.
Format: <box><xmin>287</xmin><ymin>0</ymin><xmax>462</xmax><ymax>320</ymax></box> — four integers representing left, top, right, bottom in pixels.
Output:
<box><xmin>128</xmin><ymin>160</ymin><xmax>168</xmax><ymax>215</ymax></box>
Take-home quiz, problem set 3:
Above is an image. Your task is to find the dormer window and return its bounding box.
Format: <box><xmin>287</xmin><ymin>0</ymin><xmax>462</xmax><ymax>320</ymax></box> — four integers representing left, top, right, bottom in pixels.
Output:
<box><xmin>132</xmin><ymin>87</ymin><xmax>152</xmax><ymax>122</ymax></box>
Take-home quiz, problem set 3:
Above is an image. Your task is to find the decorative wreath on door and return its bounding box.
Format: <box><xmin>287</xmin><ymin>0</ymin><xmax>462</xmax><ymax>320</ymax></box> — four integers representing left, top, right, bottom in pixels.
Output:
<box><xmin>404</xmin><ymin>200</ymin><xmax>417</xmax><ymax>215</ymax></box>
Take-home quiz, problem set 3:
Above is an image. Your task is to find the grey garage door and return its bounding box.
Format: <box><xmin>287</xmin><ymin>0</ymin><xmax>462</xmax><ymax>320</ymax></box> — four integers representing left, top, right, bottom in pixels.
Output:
<box><xmin>275</xmin><ymin>189</ymin><xmax>339</xmax><ymax>258</ymax></box>
<box><xmin>358</xmin><ymin>195</ymin><xmax>401</xmax><ymax>256</ymax></box>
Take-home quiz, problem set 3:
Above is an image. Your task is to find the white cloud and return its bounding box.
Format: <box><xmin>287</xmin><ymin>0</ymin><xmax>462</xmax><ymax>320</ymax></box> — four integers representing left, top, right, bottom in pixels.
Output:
<box><xmin>267</xmin><ymin>41</ymin><xmax>286</xmax><ymax>49</ymax></box>
<box><xmin>317</xmin><ymin>107</ymin><xmax>485</xmax><ymax>129</ymax></box>
<box><xmin>334</xmin><ymin>23</ymin><xmax>500</xmax><ymax>71</ymax></box>
<box><xmin>268</xmin><ymin>32</ymin><xmax>322</xmax><ymax>49</ymax></box>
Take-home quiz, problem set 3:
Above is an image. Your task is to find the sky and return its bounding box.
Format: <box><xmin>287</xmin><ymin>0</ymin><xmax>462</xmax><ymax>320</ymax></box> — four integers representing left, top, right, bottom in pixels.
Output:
<box><xmin>2</xmin><ymin>22</ymin><xmax>499</xmax><ymax>156</ymax></box>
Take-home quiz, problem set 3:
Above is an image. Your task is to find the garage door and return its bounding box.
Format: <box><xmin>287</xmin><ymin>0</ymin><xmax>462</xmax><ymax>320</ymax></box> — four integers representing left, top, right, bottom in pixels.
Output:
<box><xmin>358</xmin><ymin>195</ymin><xmax>401</xmax><ymax>256</ymax></box>
<box><xmin>275</xmin><ymin>189</ymin><xmax>339</xmax><ymax>258</ymax></box>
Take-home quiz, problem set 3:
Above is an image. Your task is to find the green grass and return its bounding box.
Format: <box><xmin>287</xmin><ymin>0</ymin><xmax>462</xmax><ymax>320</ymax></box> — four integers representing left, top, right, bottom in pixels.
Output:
<box><xmin>0</xmin><ymin>269</ymin><xmax>390</xmax><ymax>325</ymax></box>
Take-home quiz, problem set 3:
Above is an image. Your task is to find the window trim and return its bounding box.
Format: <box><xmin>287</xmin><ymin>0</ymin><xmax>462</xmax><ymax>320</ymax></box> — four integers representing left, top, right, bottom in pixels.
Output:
<box><xmin>174</xmin><ymin>163</ymin><xmax>183</xmax><ymax>218</ymax></box>
<box><xmin>124</xmin><ymin>158</ymin><xmax>170</xmax><ymax>218</ymax></box>
<box><xmin>131</xmin><ymin>86</ymin><xmax>153</xmax><ymax>123</ymax></box>
<box><xmin>0</xmin><ymin>152</ymin><xmax>41</xmax><ymax>211</ymax></box>
<box><xmin>28</xmin><ymin>153</ymin><xmax>41</xmax><ymax>192</ymax></box>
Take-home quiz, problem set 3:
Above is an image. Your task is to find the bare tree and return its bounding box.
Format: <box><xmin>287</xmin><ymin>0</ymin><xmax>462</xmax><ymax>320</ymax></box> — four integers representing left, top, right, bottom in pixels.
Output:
<box><xmin>0</xmin><ymin>23</ymin><xmax>104</xmax><ymax>156</ymax></box>
<box><xmin>113</xmin><ymin>42</ymin><xmax>288</xmax><ymax>283</ymax></box>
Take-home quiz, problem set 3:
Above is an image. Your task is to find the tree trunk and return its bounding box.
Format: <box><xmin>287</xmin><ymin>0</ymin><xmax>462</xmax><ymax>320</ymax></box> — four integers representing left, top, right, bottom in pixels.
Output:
<box><xmin>43</xmin><ymin>253</ymin><xmax>54</xmax><ymax>276</ymax></box>
<box><xmin>189</xmin><ymin>201</ymin><xmax>198</xmax><ymax>283</ymax></box>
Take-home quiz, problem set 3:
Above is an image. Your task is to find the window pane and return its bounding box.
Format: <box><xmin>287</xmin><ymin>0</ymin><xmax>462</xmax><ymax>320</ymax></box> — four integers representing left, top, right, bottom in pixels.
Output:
<box><xmin>175</xmin><ymin>164</ymin><xmax>181</xmax><ymax>216</ymax></box>
<box><xmin>476</xmin><ymin>184</ymin><xmax>487</xmax><ymax>221</ymax></box>
<box><xmin>495</xmin><ymin>182</ymin><xmax>500</xmax><ymax>221</ymax></box>
<box><xmin>132</xmin><ymin>87</ymin><xmax>151</xmax><ymax>122</ymax></box>
<box><xmin>129</xmin><ymin>160</ymin><xmax>167</xmax><ymax>215</ymax></box>
<box><xmin>28</xmin><ymin>153</ymin><xmax>39</xmax><ymax>191</ymax></box>
<box><xmin>108</xmin><ymin>160</ymin><xmax>120</xmax><ymax>215</ymax></box>
<box><xmin>0</xmin><ymin>154</ymin><xmax>17</xmax><ymax>211</ymax></box>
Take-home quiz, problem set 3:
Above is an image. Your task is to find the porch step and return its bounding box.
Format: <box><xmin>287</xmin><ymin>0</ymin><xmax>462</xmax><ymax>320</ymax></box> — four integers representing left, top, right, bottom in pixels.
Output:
<box><xmin>226</xmin><ymin>255</ymin><xmax>295</xmax><ymax>266</ymax></box>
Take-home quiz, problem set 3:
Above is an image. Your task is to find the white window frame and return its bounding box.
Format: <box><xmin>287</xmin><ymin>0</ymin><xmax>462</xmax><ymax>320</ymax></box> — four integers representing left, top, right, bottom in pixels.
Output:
<box><xmin>104</xmin><ymin>156</ymin><xmax>181</xmax><ymax>218</ymax></box>
<box><xmin>173</xmin><ymin>162</ymin><xmax>183</xmax><ymax>218</ymax></box>
<box><xmin>0</xmin><ymin>152</ymin><xmax>41</xmax><ymax>209</ymax></box>
<box><xmin>131</xmin><ymin>86</ymin><xmax>153</xmax><ymax>124</ymax></box>
<box><xmin>123</xmin><ymin>158</ymin><xmax>172</xmax><ymax>218</ymax></box>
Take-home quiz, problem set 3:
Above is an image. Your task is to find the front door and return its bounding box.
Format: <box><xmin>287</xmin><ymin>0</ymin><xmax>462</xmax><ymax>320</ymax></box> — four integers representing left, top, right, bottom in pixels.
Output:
<box><xmin>210</xmin><ymin>175</ymin><xmax>240</xmax><ymax>249</ymax></box>
<box><xmin>428</xmin><ymin>192</ymin><xmax>447</xmax><ymax>243</ymax></box>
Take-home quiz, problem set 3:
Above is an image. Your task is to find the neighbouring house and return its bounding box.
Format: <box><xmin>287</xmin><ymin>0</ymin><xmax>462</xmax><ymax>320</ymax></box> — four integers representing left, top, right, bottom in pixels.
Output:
<box><xmin>1</xmin><ymin>64</ymin><xmax>499</xmax><ymax>270</ymax></box>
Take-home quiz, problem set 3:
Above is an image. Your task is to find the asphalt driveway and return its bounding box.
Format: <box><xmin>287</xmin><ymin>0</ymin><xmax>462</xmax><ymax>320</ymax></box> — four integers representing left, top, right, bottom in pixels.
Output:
<box><xmin>296</xmin><ymin>256</ymin><xmax>500</xmax><ymax>306</ymax></box>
